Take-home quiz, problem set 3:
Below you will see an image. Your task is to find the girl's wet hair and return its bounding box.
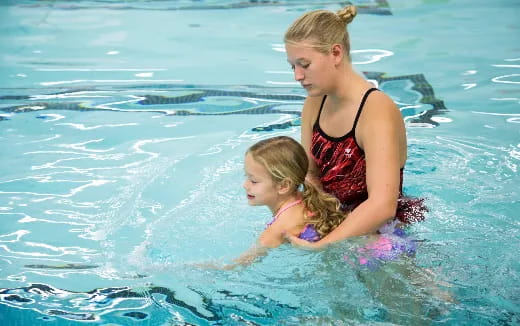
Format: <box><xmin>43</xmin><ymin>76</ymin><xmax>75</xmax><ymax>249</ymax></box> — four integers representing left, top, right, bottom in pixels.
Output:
<box><xmin>247</xmin><ymin>136</ymin><xmax>307</xmax><ymax>187</ymax></box>
<box><xmin>247</xmin><ymin>136</ymin><xmax>346</xmax><ymax>237</ymax></box>
<box><xmin>284</xmin><ymin>5</ymin><xmax>357</xmax><ymax>59</ymax></box>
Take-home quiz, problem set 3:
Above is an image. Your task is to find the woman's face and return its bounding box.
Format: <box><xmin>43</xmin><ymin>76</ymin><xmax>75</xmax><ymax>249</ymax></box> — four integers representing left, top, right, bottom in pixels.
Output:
<box><xmin>285</xmin><ymin>42</ymin><xmax>336</xmax><ymax>96</ymax></box>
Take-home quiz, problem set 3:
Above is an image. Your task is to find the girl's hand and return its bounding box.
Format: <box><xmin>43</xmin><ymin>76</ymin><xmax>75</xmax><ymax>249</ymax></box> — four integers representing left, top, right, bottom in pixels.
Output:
<box><xmin>284</xmin><ymin>233</ymin><xmax>327</xmax><ymax>250</ymax></box>
<box><xmin>191</xmin><ymin>261</ymin><xmax>237</xmax><ymax>271</ymax></box>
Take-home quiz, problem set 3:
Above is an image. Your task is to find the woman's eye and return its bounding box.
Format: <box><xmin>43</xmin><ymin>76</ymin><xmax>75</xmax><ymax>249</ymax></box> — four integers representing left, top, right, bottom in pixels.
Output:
<box><xmin>302</xmin><ymin>63</ymin><xmax>310</xmax><ymax>69</ymax></box>
<box><xmin>290</xmin><ymin>65</ymin><xmax>295</xmax><ymax>71</ymax></box>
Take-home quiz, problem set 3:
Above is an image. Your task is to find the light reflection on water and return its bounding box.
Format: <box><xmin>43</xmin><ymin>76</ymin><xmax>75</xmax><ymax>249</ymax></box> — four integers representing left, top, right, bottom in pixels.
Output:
<box><xmin>1</xmin><ymin>0</ymin><xmax>519</xmax><ymax>324</ymax></box>
<box><xmin>0</xmin><ymin>86</ymin><xmax>518</xmax><ymax>324</ymax></box>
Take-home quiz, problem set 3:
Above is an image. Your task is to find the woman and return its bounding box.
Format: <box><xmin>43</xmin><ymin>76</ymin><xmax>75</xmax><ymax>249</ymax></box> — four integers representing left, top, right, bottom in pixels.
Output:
<box><xmin>284</xmin><ymin>5</ymin><xmax>426</xmax><ymax>248</ymax></box>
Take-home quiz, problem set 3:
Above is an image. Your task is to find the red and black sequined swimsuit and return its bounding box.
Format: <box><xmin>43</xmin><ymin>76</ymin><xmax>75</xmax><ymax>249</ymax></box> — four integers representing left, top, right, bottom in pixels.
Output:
<box><xmin>310</xmin><ymin>88</ymin><xmax>426</xmax><ymax>224</ymax></box>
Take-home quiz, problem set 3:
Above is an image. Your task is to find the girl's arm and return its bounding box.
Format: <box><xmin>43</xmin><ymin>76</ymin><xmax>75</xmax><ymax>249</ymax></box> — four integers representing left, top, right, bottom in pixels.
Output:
<box><xmin>194</xmin><ymin>242</ymin><xmax>269</xmax><ymax>271</ymax></box>
<box><xmin>211</xmin><ymin>217</ymin><xmax>288</xmax><ymax>270</ymax></box>
<box><xmin>289</xmin><ymin>92</ymin><xmax>405</xmax><ymax>248</ymax></box>
<box><xmin>213</xmin><ymin>241</ymin><xmax>269</xmax><ymax>270</ymax></box>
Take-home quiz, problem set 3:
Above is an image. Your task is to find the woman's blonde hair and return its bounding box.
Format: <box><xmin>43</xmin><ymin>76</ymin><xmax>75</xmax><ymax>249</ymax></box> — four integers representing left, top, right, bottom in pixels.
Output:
<box><xmin>284</xmin><ymin>5</ymin><xmax>357</xmax><ymax>58</ymax></box>
<box><xmin>247</xmin><ymin>136</ymin><xmax>346</xmax><ymax>237</ymax></box>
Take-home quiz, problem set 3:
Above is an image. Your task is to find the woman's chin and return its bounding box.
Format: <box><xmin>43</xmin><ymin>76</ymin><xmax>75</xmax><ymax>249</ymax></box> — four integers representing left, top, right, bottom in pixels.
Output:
<box><xmin>304</xmin><ymin>87</ymin><xmax>322</xmax><ymax>97</ymax></box>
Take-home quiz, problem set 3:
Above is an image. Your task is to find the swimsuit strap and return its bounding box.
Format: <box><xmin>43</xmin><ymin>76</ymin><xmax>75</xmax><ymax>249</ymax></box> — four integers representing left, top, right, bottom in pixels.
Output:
<box><xmin>273</xmin><ymin>199</ymin><xmax>303</xmax><ymax>219</ymax></box>
<box><xmin>352</xmin><ymin>88</ymin><xmax>379</xmax><ymax>134</ymax></box>
<box><xmin>313</xmin><ymin>95</ymin><xmax>328</xmax><ymax>128</ymax></box>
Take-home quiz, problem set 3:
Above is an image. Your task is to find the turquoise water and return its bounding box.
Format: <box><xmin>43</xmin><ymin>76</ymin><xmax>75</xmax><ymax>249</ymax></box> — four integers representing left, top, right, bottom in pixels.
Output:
<box><xmin>0</xmin><ymin>0</ymin><xmax>519</xmax><ymax>325</ymax></box>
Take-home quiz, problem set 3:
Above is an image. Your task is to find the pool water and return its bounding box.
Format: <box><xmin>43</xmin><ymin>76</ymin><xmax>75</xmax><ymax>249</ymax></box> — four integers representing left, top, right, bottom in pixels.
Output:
<box><xmin>0</xmin><ymin>0</ymin><xmax>519</xmax><ymax>325</ymax></box>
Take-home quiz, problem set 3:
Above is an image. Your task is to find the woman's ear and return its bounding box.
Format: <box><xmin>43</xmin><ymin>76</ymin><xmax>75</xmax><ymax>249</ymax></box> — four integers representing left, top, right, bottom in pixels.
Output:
<box><xmin>277</xmin><ymin>179</ymin><xmax>294</xmax><ymax>195</ymax></box>
<box><xmin>331</xmin><ymin>44</ymin><xmax>344</xmax><ymax>65</ymax></box>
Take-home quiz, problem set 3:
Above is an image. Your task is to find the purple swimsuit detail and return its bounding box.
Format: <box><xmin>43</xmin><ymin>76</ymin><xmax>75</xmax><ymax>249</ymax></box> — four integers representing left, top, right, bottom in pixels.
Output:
<box><xmin>344</xmin><ymin>220</ymin><xmax>417</xmax><ymax>270</ymax></box>
<box><xmin>266</xmin><ymin>200</ymin><xmax>321</xmax><ymax>242</ymax></box>
<box><xmin>267</xmin><ymin>201</ymin><xmax>415</xmax><ymax>269</ymax></box>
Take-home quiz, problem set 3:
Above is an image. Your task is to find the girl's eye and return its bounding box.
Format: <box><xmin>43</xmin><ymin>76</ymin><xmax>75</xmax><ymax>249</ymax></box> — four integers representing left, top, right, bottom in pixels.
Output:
<box><xmin>290</xmin><ymin>65</ymin><xmax>295</xmax><ymax>71</ymax></box>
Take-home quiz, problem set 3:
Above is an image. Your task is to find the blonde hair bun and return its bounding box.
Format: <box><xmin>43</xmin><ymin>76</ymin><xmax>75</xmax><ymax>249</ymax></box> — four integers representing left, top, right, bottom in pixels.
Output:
<box><xmin>336</xmin><ymin>5</ymin><xmax>357</xmax><ymax>25</ymax></box>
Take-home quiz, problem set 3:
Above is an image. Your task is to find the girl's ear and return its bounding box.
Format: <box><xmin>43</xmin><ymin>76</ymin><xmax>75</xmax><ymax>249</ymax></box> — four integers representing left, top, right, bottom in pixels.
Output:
<box><xmin>277</xmin><ymin>178</ymin><xmax>294</xmax><ymax>195</ymax></box>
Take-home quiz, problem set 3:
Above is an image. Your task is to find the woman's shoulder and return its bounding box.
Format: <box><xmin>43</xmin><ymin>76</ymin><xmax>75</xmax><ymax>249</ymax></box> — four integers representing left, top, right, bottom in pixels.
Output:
<box><xmin>356</xmin><ymin>88</ymin><xmax>406</xmax><ymax>149</ymax></box>
<box><xmin>302</xmin><ymin>95</ymin><xmax>323</xmax><ymax>112</ymax></box>
<box><xmin>367</xmin><ymin>89</ymin><xmax>398</xmax><ymax>110</ymax></box>
<box><xmin>301</xmin><ymin>95</ymin><xmax>323</xmax><ymax>124</ymax></box>
<box><xmin>359</xmin><ymin>89</ymin><xmax>401</xmax><ymax>124</ymax></box>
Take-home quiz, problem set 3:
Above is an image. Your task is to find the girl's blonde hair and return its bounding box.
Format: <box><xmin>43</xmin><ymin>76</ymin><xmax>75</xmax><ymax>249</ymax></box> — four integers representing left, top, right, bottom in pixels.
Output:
<box><xmin>284</xmin><ymin>5</ymin><xmax>357</xmax><ymax>59</ymax></box>
<box><xmin>247</xmin><ymin>136</ymin><xmax>346</xmax><ymax>237</ymax></box>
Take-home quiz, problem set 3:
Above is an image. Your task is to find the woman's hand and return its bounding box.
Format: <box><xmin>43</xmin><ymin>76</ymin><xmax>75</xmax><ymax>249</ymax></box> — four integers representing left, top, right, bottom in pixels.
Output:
<box><xmin>284</xmin><ymin>233</ymin><xmax>328</xmax><ymax>250</ymax></box>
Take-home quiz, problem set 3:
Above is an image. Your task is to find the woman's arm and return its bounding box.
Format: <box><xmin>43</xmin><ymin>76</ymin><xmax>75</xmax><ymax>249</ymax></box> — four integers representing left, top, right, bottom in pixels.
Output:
<box><xmin>301</xmin><ymin>96</ymin><xmax>323</xmax><ymax>189</ymax></box>
<box><xmin>289</xmin><ymin>92</ymin><xmax>406</xmax><ymax>248</ymax></box>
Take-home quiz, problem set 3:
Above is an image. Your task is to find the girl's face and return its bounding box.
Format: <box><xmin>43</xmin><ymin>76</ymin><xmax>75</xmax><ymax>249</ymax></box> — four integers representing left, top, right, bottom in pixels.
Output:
<box><xmin>285</xmin><ymin>42</ymin><xmax>336</xmax><ymax>96</ymax></box>
<box><xmin>243</xmin><ymin>153</ymin><xmax>280</xmax><ymax>211</ymax></box>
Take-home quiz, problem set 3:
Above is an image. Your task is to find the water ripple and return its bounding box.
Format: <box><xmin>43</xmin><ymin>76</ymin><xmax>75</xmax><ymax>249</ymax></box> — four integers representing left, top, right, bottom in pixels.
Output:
<box><xmin>56</xmin><ymin>123</ymin><xmax>138</xmax><ymax>131</ymax></box>
<box><xmin>492</xmin><ymin>73</ymin><xmax>520</xmax><ymax>84</ymax></box>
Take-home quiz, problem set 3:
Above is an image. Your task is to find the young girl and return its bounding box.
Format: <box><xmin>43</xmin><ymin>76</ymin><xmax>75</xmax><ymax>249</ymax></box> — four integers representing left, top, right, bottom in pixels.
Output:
<box><xmin>245</xmin><ymin>135</ymin><xmax>346</xmax><ymax>246</ymax></box>
<box><xmin>214</xmin><ymin>135</ymin><xmax>347</xmax><ymax>269</ymax></box>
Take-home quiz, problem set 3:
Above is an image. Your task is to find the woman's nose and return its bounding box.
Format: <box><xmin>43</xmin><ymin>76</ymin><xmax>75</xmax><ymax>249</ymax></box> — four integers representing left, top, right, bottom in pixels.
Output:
<box><xmin>294</xmin><ymin>66</ymin><xmax>304</xmax><ymax>81</ymax></box>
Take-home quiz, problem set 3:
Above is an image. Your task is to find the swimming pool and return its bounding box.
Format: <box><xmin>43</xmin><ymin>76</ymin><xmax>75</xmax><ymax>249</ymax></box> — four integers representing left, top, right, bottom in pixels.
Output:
<box><xmin>0</xmin><ymin>0</ymin><xmax>518</xmax><ymax>324</ymax></box>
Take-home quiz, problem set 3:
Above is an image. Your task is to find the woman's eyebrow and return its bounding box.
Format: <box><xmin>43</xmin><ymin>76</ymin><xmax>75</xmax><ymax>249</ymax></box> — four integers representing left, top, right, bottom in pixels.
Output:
<box><xmin>287</xmin><ymin>58</ymin><xmax>308</xmax><ymax>64</ymax></box>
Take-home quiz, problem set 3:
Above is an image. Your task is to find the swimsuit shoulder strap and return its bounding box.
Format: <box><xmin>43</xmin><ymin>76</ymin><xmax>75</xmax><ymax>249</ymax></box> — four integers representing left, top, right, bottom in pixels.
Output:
<box><xmin>352</xmin><ymin>88</ymin><xmax>379</xmax><ymax>134</ymax></box>
<box><xmin>313</xmin><ymin>95</ymin><xmax>327</xmax><ymax>127</ymax></box>
<box><xmin>273</xmin><ymin>199</ymin><xmax>303</xmax><ymax>219</ymax></box>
